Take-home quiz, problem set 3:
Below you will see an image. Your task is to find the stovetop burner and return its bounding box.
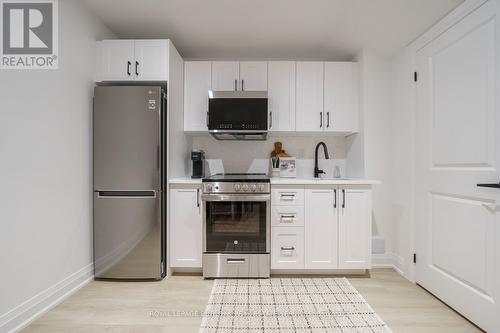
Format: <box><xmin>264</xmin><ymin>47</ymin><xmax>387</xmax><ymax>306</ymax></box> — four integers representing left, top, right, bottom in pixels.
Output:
<box><xmin>202</xmin><ymin>173</ymin><xmax>270</xmax><ymax>183</ymax></box>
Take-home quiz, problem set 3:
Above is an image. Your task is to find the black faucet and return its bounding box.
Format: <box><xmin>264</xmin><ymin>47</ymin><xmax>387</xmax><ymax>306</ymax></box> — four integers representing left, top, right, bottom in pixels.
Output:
<box><xmin>314</xmin><ymin>142</ymin><xmax>330</xmax><ymax>178</ymax></box>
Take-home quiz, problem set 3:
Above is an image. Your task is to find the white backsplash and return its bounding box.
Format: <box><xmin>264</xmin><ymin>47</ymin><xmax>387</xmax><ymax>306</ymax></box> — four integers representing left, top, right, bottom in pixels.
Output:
<box><xmin>191</xmin><ymin>134</ymin><xmax>348</xmax><ymax>179</ymax></box>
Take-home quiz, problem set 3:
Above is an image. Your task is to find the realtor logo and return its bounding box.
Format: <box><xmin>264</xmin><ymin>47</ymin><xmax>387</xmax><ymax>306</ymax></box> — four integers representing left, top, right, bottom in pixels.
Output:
<box><xmin>1</xmin><ymin>0</ymin><xmax>58</xmax><ymax>69</ymax></box>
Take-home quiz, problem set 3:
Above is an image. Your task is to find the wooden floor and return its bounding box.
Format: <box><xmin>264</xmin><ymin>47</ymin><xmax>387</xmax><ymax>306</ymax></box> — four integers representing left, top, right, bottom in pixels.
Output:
<box><xmin>23</xmin><ymin>268</ymin><xmax>482</xmax><ymax>333</ymax></box>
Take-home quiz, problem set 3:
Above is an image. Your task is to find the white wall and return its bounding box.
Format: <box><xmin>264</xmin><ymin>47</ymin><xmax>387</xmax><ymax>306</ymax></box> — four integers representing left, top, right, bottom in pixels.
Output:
<box><xmin>355</xmin><ymin>50</ymin><xmax>396</xmax><ymax>267</ymax></box>
<box><xmin>190</xmin><ymin>135</ymin><xmax>348</xmax><ymax>179</ymax></box>
<box><xmin>0</xmin><ymin>1</ymin><xmax>114</xmax><ymax>331</ymax></box>
<box><xmin>389</xmin><ymin>48</ymin><xmax>417</xmax><ymax>280</ymax></box>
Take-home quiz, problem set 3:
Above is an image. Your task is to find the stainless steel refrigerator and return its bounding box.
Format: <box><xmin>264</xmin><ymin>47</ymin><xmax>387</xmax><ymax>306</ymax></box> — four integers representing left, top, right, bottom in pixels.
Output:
<box><xmin>93</xmin><ymin>85</ymin><xmax>166</xmax><ymax>280</ymax></box>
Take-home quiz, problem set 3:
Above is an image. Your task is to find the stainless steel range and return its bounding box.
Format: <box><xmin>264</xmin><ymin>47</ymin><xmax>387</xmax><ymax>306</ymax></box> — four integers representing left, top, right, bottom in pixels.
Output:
<box><xmin>201</xmin><ymin>173</ymin><xmax>270</xmax><ymax>278</ymax></box>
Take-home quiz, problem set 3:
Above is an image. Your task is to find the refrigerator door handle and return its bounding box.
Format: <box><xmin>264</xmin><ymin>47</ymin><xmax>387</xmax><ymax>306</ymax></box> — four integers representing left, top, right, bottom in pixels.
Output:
<box><xmin>96</xmin><ymin>190</ymin><xmax>157</xmax><ymax>198</ymax></box>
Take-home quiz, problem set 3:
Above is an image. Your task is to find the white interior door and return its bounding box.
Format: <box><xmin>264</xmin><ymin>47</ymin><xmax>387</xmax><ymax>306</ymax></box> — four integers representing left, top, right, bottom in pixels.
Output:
<box><xmin>415</xmin><ymin>2</ymin><xmax>500</xmax><ymax>332</ymax></box>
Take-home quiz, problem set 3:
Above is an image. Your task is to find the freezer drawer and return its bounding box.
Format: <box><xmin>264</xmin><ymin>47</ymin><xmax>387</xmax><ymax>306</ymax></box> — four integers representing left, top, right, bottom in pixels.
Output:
<box><xmin>93</xmin><ymin>86</ymin><xmax>162</xmax><ymax>190</ymax></box>
<box><xmin>93</xmin><ymin>191</ymin><xmax>163</xmax><ymax>280</ymax></box>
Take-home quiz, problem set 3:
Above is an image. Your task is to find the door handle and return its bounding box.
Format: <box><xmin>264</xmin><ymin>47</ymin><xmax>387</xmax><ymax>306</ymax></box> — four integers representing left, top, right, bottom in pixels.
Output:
<box><xmin>127</xmin><ymin>61</ymin><xmax>131</xmax><ymax>76</ymax></box>
<box><xmin>320</xmin><ymin>112</ymin><xmax>323</xmax><ymax>128</ymax></box>
<box><xmin>334</xmin><ymin>189</ymin><xmax>337</xmax><ymax>208</ymax></box>
<box><xmin>135</xmin><ymin>61</ymin><xmax>139</xmax><ymax>76</ymax></box>
<box><xmin>477</xmin><ymin>182</ymin><xmax>500</xmax><ymax>189</ymax></box>
<box><xmin>197</xmin><ymin>188</ymin><xmax>200</xmax><ymax>207</ymax></box>
<box><xmin>234</xmin><ymin>79</ymin><xmax>237</xmax><ymax>91</ymax></box>
<box><xmin>241</xmin><ymin>79</ymin><xmax>244</xmax><ymax>91</ymax></box>
<box><xmin>206</xmin><ymin>111</ymin><xmax>209</xmax><ymax>127</ymax></box>
<box><xmin>342</xmin><ymin>189</ymin><xmax>346</xmax><ymax>209</ymax></box>
<box><xmin>269</xmin><ymin>111</ymin><xmax>273</xmax><ymax>129</ymax></box>
<box><xmin>327</xmin><ymin>112</ymin><xmax>330</xmax><ymax>128</ymax></box>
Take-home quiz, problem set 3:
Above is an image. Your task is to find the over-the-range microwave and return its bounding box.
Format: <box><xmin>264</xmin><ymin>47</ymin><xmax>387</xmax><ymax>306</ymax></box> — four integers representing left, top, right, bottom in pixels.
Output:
<box><xmin>207</xmin><ymin>91</ymin><xmax>268</xmax><ymax>141</ymax></box>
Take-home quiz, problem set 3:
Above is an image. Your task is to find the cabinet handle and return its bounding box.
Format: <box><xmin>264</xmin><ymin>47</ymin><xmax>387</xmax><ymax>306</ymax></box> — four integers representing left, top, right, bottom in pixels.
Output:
<box><xmin>342</xmin><ymin>189</ymin><xmax>346</xmax><ymax>209</ymax></box>
<box><xmin>334</xmin><ymin>189</ymin><xmax>337</xmax><ymax>208</ymax></box>
<box><xmin>206</xmin><ymin>111</ymin><xmax>209</xmax><ymax>127</ymax></box>
<box><xmin>135</xmin><ymin>61</ymin><xmax>139</xmax><ymax>76</ymax></box>
<box><xmin>327</xmin><ymin>112</ymin><xmax>330</xmax><ymax>128</ymax></box>
<box><xmin>241</xmin><ymin>79</ymin><xmax>244</xmax><ymax>91</ymax></box>
<box><xmin>320</xmin><ymin>112</ymin><xmax>323</xmax><ymax>128</ymax></box>
<box><xmin>281</xmin><ymin>246</ymin><xmax>295</xmax><ymax>251</ymax></box>
<box><xmin>280</xmin><ymin>194</ymin><xmax>295</xmax><ymax>201</ymax></box>
<box><xmin>197</xmin><ymin>188</ymin><xmax>200</xmax><ymax>207</ymax></box>
<box><xmin>127</xmin><ymin>61</ymin><xmax>131</xmax><ymax>76</ymax></box>
<box><xmin>280</xmin><ymin>215</ymin><xmax>295</xmax><ymax>222</ymax></box>
<box><xmin>234</xmin><ymin>79</ymin><xmax>238</xmax><ymax>91</ymax></box>
<box><xmin>269</xmin><ymin>111</ymin><xmax>273</xmax><ymax>129</ymax></box>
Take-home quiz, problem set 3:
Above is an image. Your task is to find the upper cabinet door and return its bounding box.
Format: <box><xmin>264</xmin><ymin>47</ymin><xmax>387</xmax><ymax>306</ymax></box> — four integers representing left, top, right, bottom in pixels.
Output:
<box><xmin>184</xmin><ymin>61</ymin><xmax>212</xmax><ymax>131</ymax></box>
<box><xmin>211</xmin><ymin>61</ymin><xmax>239</xmax><ymax>91</ymax></box>
<box><xmin>324</xmin><ymin>62</ymin><xmax>358</xmax><ymax>133</ymax></box>
<box><xmin>100</xmin><ymin>40</ymin><xmax>135</xmax><ymax>81</ymax></box>
<box><xmin>304</xmin><ymin>188</ymin><xmax>338</xmax><ymax>269</ymax></box>
<box><xmin>134</xmin><ymin>40</ymin><xmax>169</xmax><ymax>81</ymax></box>
<box><xmin>268</xmin><ymin>61</ymin><xmax>296</xmax><ymax>131</ymax></box>
<box><xmin>338</xmin><ymin>186</ymin><xmax>371</xmax><ymax>269</ymax></box>
<box><xmin>239</xmin><ymin>61</ymin><xmax>267</xmax><ymax>91</ymax></box>
<box><xmin>296</xmin><ymin>62</ymin><xmax>324</xmax><ymax>132</ymax></box>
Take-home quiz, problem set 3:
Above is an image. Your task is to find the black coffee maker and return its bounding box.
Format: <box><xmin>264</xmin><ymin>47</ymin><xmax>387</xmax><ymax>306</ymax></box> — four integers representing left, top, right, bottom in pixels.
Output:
<box><xmin>191</xmin><ymin>150</ymin><xmax>205</xmax><ymax>179</ymax></box>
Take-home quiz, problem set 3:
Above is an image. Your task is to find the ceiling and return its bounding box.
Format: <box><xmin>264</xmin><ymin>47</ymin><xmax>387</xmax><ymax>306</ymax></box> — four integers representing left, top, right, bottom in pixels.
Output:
<box><xmin>82</xmin><ymin>0</ymin><xmax>463</xmax><ymax>60</ymax></box>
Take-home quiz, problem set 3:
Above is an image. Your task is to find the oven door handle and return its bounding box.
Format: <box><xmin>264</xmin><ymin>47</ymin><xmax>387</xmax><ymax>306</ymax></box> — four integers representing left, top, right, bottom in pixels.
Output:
<box><xmin>201</xmin><ymin>194</ymin><xmax>270</xmax><ymax>202</ymax></box>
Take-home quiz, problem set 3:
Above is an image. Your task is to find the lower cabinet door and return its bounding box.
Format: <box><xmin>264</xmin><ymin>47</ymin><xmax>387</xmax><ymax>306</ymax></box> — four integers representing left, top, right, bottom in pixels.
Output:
<box><xmin>271</xmin><ymin>227</ymin><xmax>304</xmax><ymax>269</ymax></box>
<box><xmin>305</xmin><ymin>188</ymin><xmax>338</xmax><ymax>269</ymax></box>
<box><xmin>338</xmin><ymin>187</ymin><xmax>371</xmax><ymax>269</ymax></box>
<box><xmin>170</xmin><ymin>188</ymin><xmax>202</xmax><ymax>268</ymax></box>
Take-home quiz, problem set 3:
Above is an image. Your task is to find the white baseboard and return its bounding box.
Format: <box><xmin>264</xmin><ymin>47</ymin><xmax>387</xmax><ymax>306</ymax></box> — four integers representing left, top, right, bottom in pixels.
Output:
<box><xmin>371</xmin><ymin>252</ymin><xmax>406</xmax><ymax>278</ymax></box>
<box><xmin>0</xmin><ymin>263</ymin><xmax>94</xmax><ymax>333</ymax></box>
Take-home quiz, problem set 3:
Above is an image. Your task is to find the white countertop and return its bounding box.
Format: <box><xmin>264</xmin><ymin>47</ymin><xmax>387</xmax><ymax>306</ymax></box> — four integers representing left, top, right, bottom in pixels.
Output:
<box><xmin>270</xmin><ymin>178</ymin><xmax>380</xmax><ymax>185</ymax></box>
<box><xmin>168</xmin><ymin>178</ymin><xmax>202</xmax><ymax>184</ymax></box>
<box><xmin>169</xmin><ymin>177</ymin><xmax>379</xmax><ymax>185</ymax></box>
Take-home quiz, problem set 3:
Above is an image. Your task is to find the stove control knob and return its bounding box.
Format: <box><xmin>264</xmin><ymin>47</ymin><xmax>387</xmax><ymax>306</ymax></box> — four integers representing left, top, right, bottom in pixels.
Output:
<box><xmin>242</xmin><ymin>184</ymin><xmax>249</xmax><ymax>192</ymax></box>
<box><xmin>250</xmin><ymin>184</ymin><xmax>257</xmax><ymax>192</ymax></box>
<box><xmin>234</xmin><ymin>184</ymin><xmax>241</xmax><ymax>192</ymax></box>
<box><xmin>206</xmin><ymin>184</ymin><xmax>213</xmax><ymax>192</ymax></box>
<box><xmin>258</xmin><ymin>184</ymin><xmax>265</xmax><ymax>192</ymax></box>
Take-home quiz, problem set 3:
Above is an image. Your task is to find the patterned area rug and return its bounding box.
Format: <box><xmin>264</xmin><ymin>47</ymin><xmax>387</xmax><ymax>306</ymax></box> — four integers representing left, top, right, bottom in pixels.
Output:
<box><xmin>200</xmin><ymin>278</ymin><xmax>391</xmax><ymax>333</ymax></box>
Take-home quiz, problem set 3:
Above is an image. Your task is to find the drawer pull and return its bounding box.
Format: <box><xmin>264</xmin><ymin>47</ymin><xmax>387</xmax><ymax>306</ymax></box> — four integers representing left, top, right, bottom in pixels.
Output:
<box><xmin>226</xmin><ymin>258</ymin><xmax>246</xmax><ymax>264</ymax></box>
<box><xmin>280</xmin><ymin>194</ymin><xmax>296</xmax><ymax>201</ymax></box>
<box><xmin>281</xmin><ymin>246</ymin><xmax>295</xmax><ymax>251</ymax></box>
<box><xmin>280</xmin><ymin>215</ymin><xmax>295</xmax><ymax>222</ymax></box>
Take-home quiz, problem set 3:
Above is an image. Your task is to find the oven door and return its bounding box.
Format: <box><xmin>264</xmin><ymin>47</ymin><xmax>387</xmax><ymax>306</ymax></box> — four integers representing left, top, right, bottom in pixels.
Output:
<box><xmin>202</xmin><ymin>194</ymin><xmax>270</xmax><ymax>254</ymax></box>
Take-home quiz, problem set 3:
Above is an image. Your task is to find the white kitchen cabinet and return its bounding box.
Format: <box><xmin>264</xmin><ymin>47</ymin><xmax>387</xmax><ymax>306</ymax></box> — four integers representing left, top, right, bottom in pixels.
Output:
<box><xmin>170</xmin><ymin>187</ymin><xmax>202</xmax><ymax>268</ymax></box>
<box><xmin>267</xmin><ymin>61</ymin><xmax>296</xmax><ymax>131</ymax></box>
<box><xmin>271</xmin><ymin>205</ymin><xmax>304</xmax><ymax>227</ymax></box>
<box><xmin>184</xmin><ymin>61</ymin><xmax>211</xmax><ymax>131</ymax></box>
<box><xmin>304</xmin><ymin>188</ymin><xmax>338</xmax><ymax>269</ymax></box>
<box><xmin>296</xmin><ymin>62</ymin><xmax>324</xmax><ymax>132</ymax></box>
<box><xmin>98</xmin><ymin>39</ymin><xmax>169</xmax><ymax>81</ymax></box>
<box><xmin>134</xmin><ymin>40</ymin><xmax>169</xmax><ymax>81</ymax></box>
<box><xmin>324</xmin><ymin>62</ymin><xmax>358</xmax><ymax>133</ymax></box>
<box><xmin>99</xmin><ymin>40</ymin><xmax>135</xmax><ymax>81</ymax></box>
<box><xmin>239</xmin><ymin>61</ymin><xmax>267</xmax><ymax>91</ymax></box>
<box><xmin>271</xmin><ymin>187</ymin><xmax>304</xmax><ymax>206</ymax></box>
<box><xmin>338</xmin><ymin>186</ymin><xmax>371</xmax><ymax>269</ymax></box>
<box><xmin>271</xmin><ymin>226</ymin><xmax>304</xmax><ymax>269</ymax></box>
<box><xmin>211</xmin><ymin>61</ymin><xmax>239</xmax><ymax>91</ymax></box>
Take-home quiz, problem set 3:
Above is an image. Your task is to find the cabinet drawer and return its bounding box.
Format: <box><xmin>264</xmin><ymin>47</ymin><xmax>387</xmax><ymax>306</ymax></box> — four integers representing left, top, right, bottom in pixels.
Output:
<box><xmin>271</xmin><ymin>206</ymin><xmax>304</xmax><ymax>227</ymax></box>
<box><xmin>271</xmin><ymin>227</ymin><xmax>304</xmax><ymax>269</ymax></box>
<box><xmin>271</xmin><ymin>188</ymin><xmax>304</xmax><ymax>206</ymax></box>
